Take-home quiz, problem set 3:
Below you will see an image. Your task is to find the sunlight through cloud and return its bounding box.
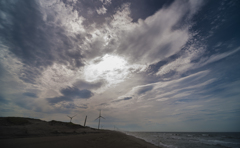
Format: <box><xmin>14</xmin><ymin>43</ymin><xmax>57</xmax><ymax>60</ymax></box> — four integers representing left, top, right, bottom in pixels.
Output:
<box><xmin>83</xmin><ymin>54</ymin><xmax>129</xmax><ymax>84</ymax></box>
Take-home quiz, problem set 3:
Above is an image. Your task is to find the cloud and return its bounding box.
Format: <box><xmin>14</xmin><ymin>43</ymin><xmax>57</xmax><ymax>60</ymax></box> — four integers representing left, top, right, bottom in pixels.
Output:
<box><xmin>47</xmin><ymin>86</ymin><xmax>93</xmax><ymax>105</ymax></box>
<box><xmin>50</xmin><ymin>101</ymin><xmax>88</xmax><ymax>110</ymax></box>
<box><xmin>156</xmin><ymin>45</ymin><xmax>205</xmax><ymax>76</ymax></box>
<box><xmin>0</xmin><ymin>0</ymin><xmax>205</xmax><ymax>85</ymax></box>
<box><xmin>73</xmin><ymin>79</ymin><xmax>105</xmax><ymax>90</ymax></box>
<box><xmin>0</xmin><ymin>0</ymin><xmax>86</xmax><ymax>84</ymax></box>
<box><xmin>175</xmin><ymin>98</ymin><xmax>195</xmax><ymax>104</ymax></box>
<box><xmin>36</xmin><ymin>63</ymin><xmax>82</xmax><ymax>91</ymax></box>
<box><xmin>110</xmin><ymin>3</ymin><xmax>134</xmax><ymax>30</ymax></box>
<box><xmin>61</xmin><ymin>87</ymin><xmax>93</xmax><ymax>98</ymax></box>
<box><xmin>99</xmin><ymin>0</ymin><xmax>111</xmax><ymax>5</ymax></box>
<box><xmin>66</xmin><ymin>0</ymin><xmax>78</xmax><ymax>4</ymax></box>
<box><xmin>0</xmin><ymin>95</ymin><xmax>9</xmax><ymax>104</ymax></box>
<box><xmin>0</xmin><ymin>0</ymin><xmax>205</xmax><ymax>87</ymax></box>
<box><xmin>83</xmin><ymin>54</ymin><xmax>145</xmax><ymax>86</ymax></box>
<box><xmin>23</xmin><ymin>92</ymin><xmax>38</xmax><ymax>98</ymax></box>
<box><xmin>116</xmin><ymin>70</ymin><xmax>213</xmax><ymax>103</ymax></box>
<box><xmin>1</xmin><ymin>1</ymin><xmax>54</xmax><ymax>68</ymax></box>
<box><xmin>112</xmin><ymin>97</ymin><xmax>133</xmax><ymax>103</ymax></box>
<box><xmin>78</xmin><ymin>104</ymin><xmax>88</xmax><ymax>109</ymax></box>
<box><xmin>123</xmin><ymin>97</ymin><xmax>132</xmax><ymax>100</ymax></box>
<box><xmin>47</xmin><ymin>96</ymin><xmax>71</xmax><ymax>105</ymax></box>
<box><xmin>103</xmin><ymin>71</ymin><xmax>215</xmax><ymax>110</ymax></box>
<box><xmin>155</xmin><ymin>43</ymin><xmax>240</xmax><ymax>77</ymax></box>
<box><xmin>1</xmin><ymin>0</ymin><xmax>239</xmax><ymax>132</ymax></box>
<box><xmin>96</xmin><ymin>5</ymin><xmax>107</xmax><ymax>14</ymax></box>
<box><xmin>116</xmin><ymin>0</ymin><xmax>204</xmax><ymax>65</ymax></box>
<box><xmin>137</xmin><ymin>85</ymin><xmax>154</xmax><ymax>95</ymax></box>
<box><xmin>156</xmin><ymin>98</ymin><xmax>169</xmax><ymax>102</ymax></box>
<box><xmin>199</xmin><ymin>47</ymin><xmax>240</xmax><ymax>66</ymax></box>
<box><xmin>0</xmin><ymin>62</ymin><xmax>5</xmax><ymax>78</ymax></box>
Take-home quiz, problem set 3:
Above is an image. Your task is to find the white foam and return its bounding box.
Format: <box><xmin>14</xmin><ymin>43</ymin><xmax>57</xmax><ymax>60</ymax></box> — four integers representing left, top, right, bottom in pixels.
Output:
<box><xmin>158</xmin><ymin>142</ymin><xmax>178</xmax><ymax>148</ymax></box>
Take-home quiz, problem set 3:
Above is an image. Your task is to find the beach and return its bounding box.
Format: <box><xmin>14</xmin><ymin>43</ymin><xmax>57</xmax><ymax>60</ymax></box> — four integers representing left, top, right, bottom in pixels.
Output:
<box><xmin>1</xmin><ymin>130</ymin><xmax>159</xmax><ymax>148</ymax></box>
<box><xmin>0</xmin><ymin>117</ymin><xmax>158</xmax><ymax>148</ymax></box>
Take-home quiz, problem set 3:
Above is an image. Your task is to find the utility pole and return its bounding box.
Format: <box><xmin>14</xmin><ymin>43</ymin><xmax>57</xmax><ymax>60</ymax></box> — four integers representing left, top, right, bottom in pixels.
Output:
<box><xmin>84</xmin><ymin>115</ymin><xmax>87</xmax><ymax>126</ymax></box>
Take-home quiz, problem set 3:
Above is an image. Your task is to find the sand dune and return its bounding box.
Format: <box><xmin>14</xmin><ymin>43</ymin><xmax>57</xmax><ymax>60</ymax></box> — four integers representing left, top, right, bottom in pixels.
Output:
<box><xmin>0</xmin><ymin>117</ymin><xmax>159</xmax><ymax>148</ymax></box>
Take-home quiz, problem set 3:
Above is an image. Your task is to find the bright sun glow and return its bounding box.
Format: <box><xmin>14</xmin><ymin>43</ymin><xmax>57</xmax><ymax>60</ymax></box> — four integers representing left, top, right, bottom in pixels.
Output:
<box><xmin>84</xmin><ymin>54</ymin><xmax>129</xmax><ymax>84</ymax></box>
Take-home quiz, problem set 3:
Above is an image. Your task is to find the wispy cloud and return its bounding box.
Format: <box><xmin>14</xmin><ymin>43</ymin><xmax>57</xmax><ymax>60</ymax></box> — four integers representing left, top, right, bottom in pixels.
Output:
<box><xmin>0</xmin><ymin>0</ymin><xmax>239</xmax><ymax>131</ymax></box>
<box><xmin>157</xmin><ymin>46</ymin><xmax>240</xmax><ymax>77</ymax></box>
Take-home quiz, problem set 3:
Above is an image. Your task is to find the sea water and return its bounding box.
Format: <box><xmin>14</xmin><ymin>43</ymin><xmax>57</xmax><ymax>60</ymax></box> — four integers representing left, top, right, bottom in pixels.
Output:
<box><xmin>125</xmin><ymin>132</ymin><xmax>240</xmax><ymax>148</ymax></box>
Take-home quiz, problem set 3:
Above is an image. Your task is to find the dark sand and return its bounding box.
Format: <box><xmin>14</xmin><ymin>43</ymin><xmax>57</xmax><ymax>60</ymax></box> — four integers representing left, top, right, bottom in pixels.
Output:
<box><xmin>1</xmin><ymin>130</ymin><xmax>159</xmax><ymax>148</ymax></box>
<box><xmin>0</xmin><ymin>117</ymin><xmax>159</xmax><ymax>148</ymax></box>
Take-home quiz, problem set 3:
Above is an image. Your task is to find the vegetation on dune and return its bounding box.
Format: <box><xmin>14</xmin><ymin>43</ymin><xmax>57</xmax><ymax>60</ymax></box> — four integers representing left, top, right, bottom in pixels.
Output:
<box><xmin>48</xmin><ymin>120</ymin><xmax>84</xmax><ymax>128</ymax></box>
<box><xmin>0</xmin><ymin>117</ymin><xmax>87</xmax><ymax>129</ymax></box>
<box><xmin>6</xmin><ymin>117</ymin><xmax>30</xmax><ymax>125</ymax></box>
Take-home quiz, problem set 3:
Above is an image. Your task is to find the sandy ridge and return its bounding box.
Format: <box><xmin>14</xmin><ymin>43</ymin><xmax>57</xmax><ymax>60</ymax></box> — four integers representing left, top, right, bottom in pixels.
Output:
<box><xmin>0</xmin><ymin>117</ymin><xmax>160</xmax><ymax>148</ymax></box>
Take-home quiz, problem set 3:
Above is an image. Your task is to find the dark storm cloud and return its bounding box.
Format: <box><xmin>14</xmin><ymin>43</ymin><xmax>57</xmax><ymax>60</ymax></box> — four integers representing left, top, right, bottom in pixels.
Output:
<box><xmin>0</xmin><ymin>0</ymin><xmax>85</xmax><ymax>83</ymax></box>
<box><xmin>22</xmin><ymin>92</ymin><xmax>38</xmax><ymax>98</ymax></box>
<box><xmin>47</xmin><ymin>86</ymin><xmax>93</xmax><ymax>104</ymax></box>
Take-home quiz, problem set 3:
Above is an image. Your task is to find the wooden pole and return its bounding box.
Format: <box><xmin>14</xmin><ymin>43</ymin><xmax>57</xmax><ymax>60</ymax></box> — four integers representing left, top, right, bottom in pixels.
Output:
<box><xmin>84</xmin><ymin>116</ymin><xmax>87</xmax><ymax>126</ymax></box>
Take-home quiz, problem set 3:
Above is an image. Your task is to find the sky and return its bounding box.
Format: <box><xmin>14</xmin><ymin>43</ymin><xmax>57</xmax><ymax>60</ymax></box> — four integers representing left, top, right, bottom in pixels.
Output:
<box><xmin>0</xmin><ymin>0</ymin><xmax>240</xmax><ymax>132</ymax></box>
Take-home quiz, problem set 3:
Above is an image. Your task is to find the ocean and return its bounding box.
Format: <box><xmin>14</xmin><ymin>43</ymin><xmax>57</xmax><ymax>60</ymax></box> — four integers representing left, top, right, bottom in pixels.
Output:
<box><xmin>125</xmin><ymin>132</ymin><xmax>240</xmax><ymax>148</ymax></box>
